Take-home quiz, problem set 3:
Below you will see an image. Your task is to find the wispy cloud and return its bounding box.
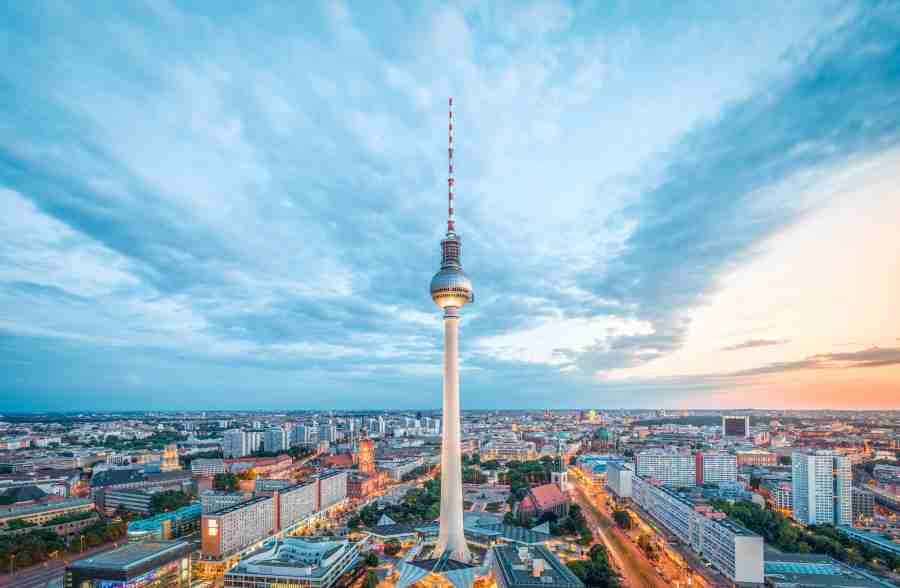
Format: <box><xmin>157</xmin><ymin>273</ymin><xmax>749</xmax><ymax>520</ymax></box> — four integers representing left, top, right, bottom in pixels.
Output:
<box><xmin>730</xmin><ymin>347</ymin><xmax>900</xmax><ymax>376</ymax></box>
<box><xmin>721</xmin><ymin>339</ymin><xmax>790</xmax><ymax>352</ymax></box>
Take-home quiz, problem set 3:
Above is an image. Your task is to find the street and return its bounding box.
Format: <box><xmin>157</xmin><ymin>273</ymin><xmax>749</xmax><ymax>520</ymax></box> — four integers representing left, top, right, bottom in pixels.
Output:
<box><xmin>570</xmin><ymin>475</ymin><xmax>669</xmax><ymax>588</ymax></box>
<box><xmin>0</xmin><ymin>541</ymin><xmax>125</xmax><ymax>588</ymax></box>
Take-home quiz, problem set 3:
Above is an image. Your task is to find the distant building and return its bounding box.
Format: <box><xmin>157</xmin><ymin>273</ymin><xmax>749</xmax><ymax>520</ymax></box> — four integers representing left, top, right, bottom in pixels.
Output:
<box><xmin>852</xmin><ymin>487</ymin><xmax>876</xmax><ymax>522</ymax></box>
<box><xmin>491</xmin><ymin>544</ymin><xmax>583</xmax><ymax>588</ymax></box>
<box><xmin>65</xmin><ymin>540</ymin><xmax>192</xmax><ymax>588</ymax></box>
<box><xmin>0</xmin><ymin>497</ymin><xmax>94</xmax><ymax>529</ymax></box>
<box><xmin>736</xmin><ymin>449</ymin><xmax>777</xmax><ymax>467</ymax></box>
<box><xmin>482</xmin><ymin>439</ymin><xmax>537</xmax><ymax>462</ymax></box>
<box><xmin>792</xmin><ymin>450</ymin><xmax>852</xmax><ymax>526</ymax></box>
<box><xmin>357</xmin><ymin>438</ymin><xmax>375</xmax><ymax>475</ymax></box>
<box><xmin>104</xmin><ymin>489</ymin><xmax>155</xmax><ymax>514</ymax></box>
<box><xmin>191</xmin><ymin>458</ymin><xmax>226</xmax><ymax>477</ymax></box>
<box><xmin>224</xmin><ymin>537</ymin><xmax>359</xmax><ymax>588</ymax></box>
<box><xmin>161</xmin><ymin>443</ymin><xmax>181</xmax><ymax>472</ymax></box>
<box><xmin>264</xmin><ymin>427</ymin><xmax>287</xmax><ymax>453</ymax></box>
<box><xmin>722</xmin><ymin>415</ymin><xmax>750</xmax><ymax>438</ymax></box>
<box><xmin>223</xmin><ymin>429</ymin><xmax>264</xmax><ymax>458</ymax></box>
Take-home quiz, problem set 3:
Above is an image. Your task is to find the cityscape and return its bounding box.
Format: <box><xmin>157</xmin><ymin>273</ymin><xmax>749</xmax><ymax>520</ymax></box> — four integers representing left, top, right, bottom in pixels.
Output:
<box><xmin>2</xmin><ymin>2</ymin><xmax>900</xmax><ymax>588</ymax></box>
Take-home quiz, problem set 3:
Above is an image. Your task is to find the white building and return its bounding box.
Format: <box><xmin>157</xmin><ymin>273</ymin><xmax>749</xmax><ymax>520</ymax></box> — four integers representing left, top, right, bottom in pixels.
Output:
<box><xmin>606</xmin><ymin>462</ymin><xmax>633</xmax><ymax>499</ymax></box>
<box><xmin>202</xmin><ymin>495</ymin><xmax>275</xmax><ymax>558</ymax></box>
<box><xmin>277</xmin><ymin>480</ymin><xmax>318</xmax><ymax>530</ymax></box>
<box><xmin>264</xmin><ymin>427</ymin><xmax>287</xmax><ymax>453</ymax></box>
<box><xmin>223</xmin><ymin>430</ymin><xmax>263</xmax><ymax>458</ymax></box>
<box><xmin>224</xmin><ymin>537</ymin><xmax>359</xmax><ymax>588</ymax></box>
<box><xmin>635</xmin><ymin>449</ymin><xmax>696</xmax><ymax>487</ymax></box>
<box><xmin>201</xmin><ymin>490</ymin><xmax>251</xmax><ymax>514</ymax></box>
<box><xmin>377</xmin><ymin>457</ymin><xmax>425</xmax><ymax>481</ymax></box>
<box><xmin>697</xmin><ymin>452</ymin><xmax>738</xmax><ymax>485</ymax></box>
<box><xmin>791</xmin><ymin>450</ymin><xmax>852</xmax><ymax>526</ymax></box>
<box><xmin>631</xmin><ymin>476</ymin><xmax>763</xmax><ymax>584</ymax></box>
<box><xmin>191</xmin><ymin>458</ymin><xmax>226</xmax><ymax>477</ymax></box>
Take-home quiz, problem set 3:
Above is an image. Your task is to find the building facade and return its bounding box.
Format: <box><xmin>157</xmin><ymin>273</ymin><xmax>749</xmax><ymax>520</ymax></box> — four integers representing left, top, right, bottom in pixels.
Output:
<box><xmin>791</xmin><ymin>450</ymin><xmax>852</xmax><ymax>526</ymax></box>
<box><xmin>635</xmin><ymin>449</ymin><xmax>696</xmax><ymax>487</ymax></box>
<box><xmin>631</xmin><ymin>476</ymin><xmax>764</xmax><ymax>584</ymax></box>
<box><xmin>695</xmin><ymin>452</ymin><xmax>738</xmax><ymax>485</ymax></box>
<box><xmin>201</xmin><ymin>495</ymin><xmax>275</xmax><ymax>558</ymax></box>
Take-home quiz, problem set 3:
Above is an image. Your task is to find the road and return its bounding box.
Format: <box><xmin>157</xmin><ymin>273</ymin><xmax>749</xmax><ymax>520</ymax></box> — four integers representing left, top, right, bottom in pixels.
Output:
<box><xmin>570</xmin><ymin>478</ymin><xmax>668</xmax><ymax>588</ymax></box>
<box><xmin>0</xmin><ymin>541</ymin><xmax>124</xmax><ymax>588</ymax></box>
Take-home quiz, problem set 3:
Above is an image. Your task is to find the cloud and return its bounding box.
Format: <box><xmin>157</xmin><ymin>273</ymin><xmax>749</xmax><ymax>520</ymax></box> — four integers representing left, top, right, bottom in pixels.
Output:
<box><xmin>721</xmin><ymin>339</ymin><xmax>790</xmax><ymax>351</ymax></box>
<box><xmin>730</xmin><ymin>346</ymin><xmax>900</xmax><ymax>376</ymax></box>
<box><xmin>0</xmin><ymin>1</ymin><xmax>898</xmax><ymax>409</ymax></box>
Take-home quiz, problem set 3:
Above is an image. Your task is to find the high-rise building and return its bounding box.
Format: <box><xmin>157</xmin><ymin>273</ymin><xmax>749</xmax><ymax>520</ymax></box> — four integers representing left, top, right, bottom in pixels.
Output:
<box><xmin>264</xmin><ymin>427</ymin><xmax>287</xmax><ymax>453</ymax></box>
<box><xmin>223</xmin><ymin>429</ymin><xmax>263</xmax><ymax>458</ymax></box>
<box><xmin>430</xmin><ymin>96</ymin><xmax>473</xmax><ymax>563</ymax></box>
<box><xmin>695</xmin><ymin>452</ymin><xmax>738</xmax><ymax>485</ymax></box>
<box><xmin>791</xmin><ymin>450</ymin><xmax>852</xmax><ymax>526</ymax></box>
<box><xmin>722</xmin><ymin>415</ymin><xmax>750</xmax><ymax>438</ymax></box>
<box><xmin>635</xmin><ymin>449</ymin><xmax>696</xmax><ymax>487</ymax></box>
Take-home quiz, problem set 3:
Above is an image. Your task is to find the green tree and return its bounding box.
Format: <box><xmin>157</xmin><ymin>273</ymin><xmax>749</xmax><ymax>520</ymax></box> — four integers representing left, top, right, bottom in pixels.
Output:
<box><xmin>567</xmin><ymin>544</ymin><xmax>619</xmax><ymax>587</ymax></box>
<box><xmin>612</xmin><ymin>510</ymin><xmax>631</xmax><ymax>530</ymax></box>
<box><xmin>213</xmin><ymin>472</ymin><xmax>240</xmax><ymax>492</ymax></box>
<box><xmin>149</xmin><ymin>490</ymin><xmax>192</xmax><ymax>514</ymax></box>
<box><xmin>364</xmin><ymin>553</ymin><xmax>379</xmax><ymax>567</ymax></box>
<box><xmin>363</xmin><ymin>570</ymin><xmax>379</xmax><ymax>588</ymax></box>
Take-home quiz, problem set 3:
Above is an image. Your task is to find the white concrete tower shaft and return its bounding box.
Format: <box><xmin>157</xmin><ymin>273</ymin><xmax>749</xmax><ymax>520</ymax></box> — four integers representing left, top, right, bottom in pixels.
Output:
<box><xmin>435</xmin><ymin>307</ymin><xmax>470</xmax><ymax>562</ymax></box>
<box><xmin>429</xmin><ymin>97</ymin><xmax>472</xmax><ymax>562</ymax></box>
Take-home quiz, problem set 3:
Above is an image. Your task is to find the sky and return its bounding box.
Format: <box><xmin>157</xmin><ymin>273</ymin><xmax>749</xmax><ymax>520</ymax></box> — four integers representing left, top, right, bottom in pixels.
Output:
<box><xmin>1</xmin><ymin>1</ymin><xmax>899</xmax><ymax>412</ymax></box>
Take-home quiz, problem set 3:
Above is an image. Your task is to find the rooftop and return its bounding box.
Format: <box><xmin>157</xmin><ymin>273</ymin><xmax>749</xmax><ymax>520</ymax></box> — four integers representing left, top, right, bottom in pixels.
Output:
<box><xmin>764</xmin><ymin>553</ymin><xmax>895</xmax><ymax>588</ymax></box>
<box><xmin>493</xmin><ymin>544</ymin><xmax>583</xmax><ymax>588</ymax></box>
<box><xmin>127</xmin><ymin>503</ymin><xmax>202</xmax><ymax>532</ymax></box>
<box><xmin>227</xmin><ymin>537</ymin><xmax>355</xmax><ymax>579</ymax></box>
<box><xmin>68</xmin><ymin>540</ymin><xmax>192</xmax><ymax>574</ymax></box>
<box><xmin>0</xmin><ymin>497</ymin><xmax>92</xmax><ymax>518</ymax></box>
<box><xmin>206</xmin><ymin>494</ymin><xmax>271</xmax><ymax>517</ymax></box>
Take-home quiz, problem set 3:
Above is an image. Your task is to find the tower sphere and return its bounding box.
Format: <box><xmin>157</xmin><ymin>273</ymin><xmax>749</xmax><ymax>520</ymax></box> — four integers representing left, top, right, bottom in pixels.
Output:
<box><xmin>430</xmin><ymin>266</ymin><xmax>473</xmax><ymax>309</ymax></box>
<box><xmin>430</xmin><ymin>232</ymin><xmax>473</xmax><ymax>309</ymax></box>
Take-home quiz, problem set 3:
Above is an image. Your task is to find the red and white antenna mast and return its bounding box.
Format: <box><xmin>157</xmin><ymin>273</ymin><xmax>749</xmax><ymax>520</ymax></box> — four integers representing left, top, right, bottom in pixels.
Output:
<box><xmin>447</xmin><ymin>96</ymin><xmax>455</xmax><ymax>233</ymax></box>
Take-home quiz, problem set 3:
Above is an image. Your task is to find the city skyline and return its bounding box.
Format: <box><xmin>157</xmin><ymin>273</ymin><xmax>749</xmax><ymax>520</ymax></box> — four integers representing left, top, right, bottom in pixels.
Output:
<box><xmin>2</xmin><ymin>2</ymin><xmax>900</xmax><ymax>411</ymax></box>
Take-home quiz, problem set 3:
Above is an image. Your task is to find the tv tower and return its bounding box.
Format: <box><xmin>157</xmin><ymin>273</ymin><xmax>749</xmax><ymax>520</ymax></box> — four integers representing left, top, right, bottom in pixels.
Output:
<box><xmin>430</xmin><ymin>97</ymin><xmax>473</xmax><ymax>563</ymax></box>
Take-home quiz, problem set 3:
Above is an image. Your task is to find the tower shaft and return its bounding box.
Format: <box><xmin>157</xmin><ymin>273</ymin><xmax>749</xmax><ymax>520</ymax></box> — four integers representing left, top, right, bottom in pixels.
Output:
<box><xmin>435</xmin><ymin>309</ymin><xmax>470</xmax><ymax>562</ymax></box>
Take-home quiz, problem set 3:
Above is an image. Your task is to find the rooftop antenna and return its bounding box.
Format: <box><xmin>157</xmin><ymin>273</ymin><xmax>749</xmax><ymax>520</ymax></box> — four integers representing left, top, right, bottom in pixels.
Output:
<box><xmin>447</xmin><ymin>96</ymin><xmax>455</xmax><ymax>233</ymax></box>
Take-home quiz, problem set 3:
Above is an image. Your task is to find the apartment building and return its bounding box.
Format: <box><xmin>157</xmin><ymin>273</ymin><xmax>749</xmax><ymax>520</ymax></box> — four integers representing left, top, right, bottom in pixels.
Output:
<box><xmin>695</xmin><ymin>452</ymin><xmax>738</xmax><ymax>485</ymax></box>
<box><xmin>635</xmin><ymin>449</ymin><xmax>696</xmax><ymax>487</ymax></box>
<box><xmin>201</xmin><ymin>495</ymin><xmax>275</xmax><ymax>558</ymax></box>
<box><xmin>631</xmin><ymin>476</ymin><xmax>764</xmax><ymax>584</ymax></box>
<box><xmin>791</xmin><ymin>450</ymin><xmax>852</xmax><ymax>526</ymax></box>
<box><xmin>606</xmin><ymin>461</ymin><xmax>633</xmax><ymax>499</ymax></box>
<box><xmin>276</xmin><ymin>480</ymin><xmax>318</xmax><ymax>531</ymax></box>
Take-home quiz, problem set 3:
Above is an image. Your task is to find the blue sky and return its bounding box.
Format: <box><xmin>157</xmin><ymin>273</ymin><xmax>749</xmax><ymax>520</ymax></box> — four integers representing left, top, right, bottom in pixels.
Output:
<box><xmin>2</xmin><ymin>1</ymin><xmax>899</xmax><ymax>411</ymax></box>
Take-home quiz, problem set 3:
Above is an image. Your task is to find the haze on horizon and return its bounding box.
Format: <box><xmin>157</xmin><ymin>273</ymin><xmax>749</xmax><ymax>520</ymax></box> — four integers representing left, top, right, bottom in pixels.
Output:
<box><xmin>1</xmin><ymin>1</ymin><xmax>899</xmax><ymax>412</ymax></box>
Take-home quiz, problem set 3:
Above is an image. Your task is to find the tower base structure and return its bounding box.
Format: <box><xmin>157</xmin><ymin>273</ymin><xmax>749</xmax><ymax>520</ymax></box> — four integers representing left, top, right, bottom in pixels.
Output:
<box><xmin>434</xmin><ymin>306</ymin><xmax>470</xmax><ymax>563</ymax></box>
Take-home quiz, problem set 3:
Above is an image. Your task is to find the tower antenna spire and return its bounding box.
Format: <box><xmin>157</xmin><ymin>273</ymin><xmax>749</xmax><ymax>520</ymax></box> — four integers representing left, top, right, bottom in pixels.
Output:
<box><xmin>447</xmin><ymin>96</ymin><xmax>455</xmax><ymax>233</ymax></box>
